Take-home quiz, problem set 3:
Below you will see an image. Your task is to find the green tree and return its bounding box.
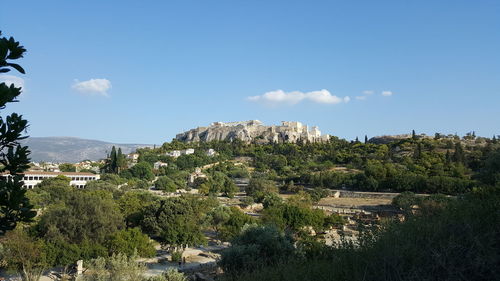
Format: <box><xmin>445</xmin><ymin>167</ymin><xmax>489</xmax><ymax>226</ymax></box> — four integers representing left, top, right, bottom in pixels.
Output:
<box><xmin>100</xmin><ymin>173</ymin><xmax>127</xmax><ymax>185</ymax></box>
<box><xmin>245</xmin><ymin>178</ymin><xmax>278</xmax><ymax>202</ymax></box>
<box><xmin>109</xmin><ymin>146</ymin><xmax>118</xmax><ymax>173</ymax></box>
<box><xmin>0</xmin><ymin>31</ymin><xmax>36</xmax><ymax>234</ymax></box>
<box><xmin>37</xmin><ymin>191</ymin><xmax>125</xmax><ymax>244</ymax></box>
<box><xmin>130</xmin><ymin>162</ymin><xmax>154</xmax><ymax>181</ymax></box>
<box><xmin>478</xmin><ymin>149</ymin><xmax>500</xmax><ymax>185</ymax></box>
<box><xmin>221</xmin><ymin>177</ymin><xmax>238</xmax><ymax>198</ymax></box>
<box><xmin>262</xmin><ymin>192</ymin><xmax>283</xmax><ymax>208</ymax></box>
<box><xmin>263</xmin><ymin>203</ymin><xmax>325</xmax><ymax>233</ymax></box>
<box><xmin>116</xmin><ymin>147</ymin><xmax>127</xmax><ymax>172</ymax></box>
<box><xmin>208</xmin><ymin>206</ymin><xmax>254</xmax><ymax>241</ymax></box>
<box><xmin>106</xmin><ymin>228</ymin><xmax>156</xmax><ymax>258</ymax></box>
<box><xmin>141</xmin><ymin>197</ymin><xmax>207</xmax><ymax>249</ymax></box>
<box><xmin>1</xmin><ymin>228</ymin><xmax>47</xmax><ymax>281</ymax></box>
<box><xmin>392</xmin><ymin>191</ymin><xmax>420</xmax><ymax>214</ymax></box>
<box><xmin>413</xmin><ymin>142</ymin><xmax>423</xmax><ymax>160</ymax></box>
<box><xmin>118</xmin><ymin>191</ymin><xmax>157</xmax><ymax>227</ymax></box>
<box><xmin>155</xmin><ymin>176</ymin><xmax>177</xmax><ymax>192</ymax></box>
<box><xmin>453</xmin><ymin>142</ymin><xmax>465</xmax><ymax>163</ymax></box>
<box><xmin>26</xmin><ymin>175</ymin><xmax>72</xmax><ymax>208</ymax></box>
<box><xmin>219</xmin><ymin>225</ymin><xmax>295</xmax><ymax>275</ymax></box>
<box><xmin>58</xmin><ymin>163</ymin><xmax>76</xmax><ymax>172</ymax></box>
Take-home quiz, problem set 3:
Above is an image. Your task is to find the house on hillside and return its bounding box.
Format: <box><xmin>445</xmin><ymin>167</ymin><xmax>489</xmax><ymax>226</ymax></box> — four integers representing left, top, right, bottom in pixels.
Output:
<box><xmin>188</xmin><ymin>168</ymin><xmax>207</xmax><ymax>184</ymax></box>
<box><xmin>127</xmin><ymin>153</ymin><xmax>140</xmax><ymax>162</ymax></box>
<box><xmin>154</xmin><ymin>161</ymin><xmax>168</xmax><ymax>170</ymax></box>
<box><xmin>206</xmin><ymin>149</ymin><xmax>217</xmax><ymax>157</ymax></box>
<box><xmin>166</xmin><ymin>150</ymin><xmax>182</xmax><ymax>158</ymax></box>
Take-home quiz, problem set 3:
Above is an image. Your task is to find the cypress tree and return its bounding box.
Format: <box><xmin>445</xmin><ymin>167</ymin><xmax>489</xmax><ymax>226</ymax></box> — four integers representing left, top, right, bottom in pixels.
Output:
<box><xmin>453</xmin><ymin>142</ymin><xmax>465</xmax><ymax>163</ymax></box>
<box><xmin>414</xmin><ymin>143</ymin><xmax>422</xmax><ymax>160</ymax></box>
<box><xmin>364</xmin><ymin>135</ymin><xmax>368</xmax><ymax>144</ymax></box>
<box><xmin>445</xmin><ymin>149</ymin><xmax>452</xmax><ymax>164</ymax></box>
<box><xmin>117</xmin><ymin>147</ymin><xmax>125</xmax><ymax>173</ymax></box>
<box><xmin>412</xmin><ymin>130</ymin><xmax>416</xmax><ymax>139</ymax></box>
<box><xmin>110</xmin><ymin>146</ymin><xmax>117</xmax><ymax>173</ymax></box>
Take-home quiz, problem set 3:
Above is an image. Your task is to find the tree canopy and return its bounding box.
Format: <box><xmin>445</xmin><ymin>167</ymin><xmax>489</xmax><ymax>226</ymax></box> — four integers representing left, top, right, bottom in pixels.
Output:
<box><xmin>0</xmin><ymin>31</ymin><xmax>35</xmax><ymax>234</ymax></box>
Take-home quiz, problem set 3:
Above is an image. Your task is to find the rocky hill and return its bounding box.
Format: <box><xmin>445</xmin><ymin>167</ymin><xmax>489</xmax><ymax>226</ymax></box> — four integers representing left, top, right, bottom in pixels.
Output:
<box><xmin>20</xmin><ymin>137</ymin><xmax>152</xmax><ymax>163</ymax></box>
<box><xmin>176</xmin><ymin>120</ymin><xmax>330</xmax><ymax>143</ymax></box>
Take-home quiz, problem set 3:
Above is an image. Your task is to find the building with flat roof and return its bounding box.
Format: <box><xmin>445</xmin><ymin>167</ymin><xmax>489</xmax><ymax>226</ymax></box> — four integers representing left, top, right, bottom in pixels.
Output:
<box><xmin>1</xmin><ymin>171</ymin><xmax>100</xmax><ymax>189</ymax></box>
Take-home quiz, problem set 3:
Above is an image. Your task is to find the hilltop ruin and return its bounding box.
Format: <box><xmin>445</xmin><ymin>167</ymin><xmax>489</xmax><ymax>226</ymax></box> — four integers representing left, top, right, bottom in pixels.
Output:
<box><xmin>175</xmin><ymin>120</ymin><xmax>330</xmax><ymax>144</ymax></box>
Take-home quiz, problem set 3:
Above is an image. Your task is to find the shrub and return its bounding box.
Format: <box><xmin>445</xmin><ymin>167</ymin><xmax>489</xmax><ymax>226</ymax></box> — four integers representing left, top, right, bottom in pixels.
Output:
<box><xmin>144</xmin><ymin>268</ymin><xmax>187</xmax><ymax>281</ymax></box>
<box><xmin>106</xmin><ymin>228</ymin><xmax>156</xmax><ymax>258</ymax></box>
<box><xmin>219</xmin><ymin>225</ymin><xmax>294</xmax><ymax>275</ymax></box>
<box><xmin>155</xmin><ymin>176</ymin><xmax>177</xmax><ymax>192</ymax></box>
<box><xmin>170</xmin><ymin>251</ymin><xmax>182</xmax><ymax>262</ymax></box>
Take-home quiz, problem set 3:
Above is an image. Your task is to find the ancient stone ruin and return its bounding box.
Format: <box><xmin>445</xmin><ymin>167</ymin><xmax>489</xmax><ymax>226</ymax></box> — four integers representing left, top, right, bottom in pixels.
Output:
<box><xmin>175</xmin><ymin>120</ymin><xmax>330</xmax><ymax>143</ymax></box>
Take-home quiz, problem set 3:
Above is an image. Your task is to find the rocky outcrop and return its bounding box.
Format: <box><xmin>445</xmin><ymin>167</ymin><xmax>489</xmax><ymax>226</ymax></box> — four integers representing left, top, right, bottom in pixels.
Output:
<box><xmin>368</xmin><ymin>134</ymin><xmax>433</xmax><ymax>144</ymax></box>
<box><xmin>176</xmin><ymin>120</ymin><xmax>330</xmax><ymax>144</ymax></box>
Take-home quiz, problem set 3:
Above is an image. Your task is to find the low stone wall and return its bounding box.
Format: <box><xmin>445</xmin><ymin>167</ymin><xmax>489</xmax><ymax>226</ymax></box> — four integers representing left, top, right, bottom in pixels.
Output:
<box><xmin>331</xmin><ymin>190</ymin><xmax>399</xmax><ymax>200</ymax></box>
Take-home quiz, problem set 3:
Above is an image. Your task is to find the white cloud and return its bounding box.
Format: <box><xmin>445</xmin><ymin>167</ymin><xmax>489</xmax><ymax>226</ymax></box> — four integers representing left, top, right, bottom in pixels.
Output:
<box><xmin>0</xmin><ymin>75</ymin><xmax>25</xmax><ymax>89</ymax></box>
<box><xmin>72</xmin><ymin>78</ymin><xmax>111</xmax><ymax>96</ymax></box>
<box><xmin>247</xmin><ymin>89</ymin><xmax>349</xmax><ymax>105</ymax></box>
<box><xmin>381</xmin><ymin>91</ymin><xmax>393</xmax><ymax>97</ymax></box>
<box><xmin>355</xmin><ymin>96</ymin><xmax>367</xmax><ymax>100</ymax></box>
<box><xmin>363</xmin><ymin>90</ymin><xmax>374</xmax><ymax>95</ymax></box>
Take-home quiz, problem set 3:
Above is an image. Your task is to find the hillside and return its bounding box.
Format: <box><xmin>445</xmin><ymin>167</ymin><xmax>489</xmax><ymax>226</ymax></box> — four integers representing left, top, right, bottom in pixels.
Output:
<box><xmin>21</xmin><ymin>137</ymin><xmax>152</xmax><ymax>163</ymax></box>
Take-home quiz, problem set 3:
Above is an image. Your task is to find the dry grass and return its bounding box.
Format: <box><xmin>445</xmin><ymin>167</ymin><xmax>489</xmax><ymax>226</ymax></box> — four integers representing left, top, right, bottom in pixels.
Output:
<box><xmin>317</xmin><ymin>197</ymin><xmax>392</xmax><ymax>208</ymax></box>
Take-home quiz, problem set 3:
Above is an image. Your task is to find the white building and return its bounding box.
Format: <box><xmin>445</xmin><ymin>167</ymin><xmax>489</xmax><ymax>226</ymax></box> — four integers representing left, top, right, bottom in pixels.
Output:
<box><xmin>127</xmin><ymin>153</ymin><xmax>140</xmax><ymax>162</ymax></box>
<box><xmin>206</xmin><ymin>149</ymin><xmax>217</xmax><ymax>157</ymax></box>
<box><xmin>166</xmin><ymin>150</ymin><xmax>182</xmax><ymax>158</ymax></box>
<box><xmin>182</xmin><ymin>148</ymin><xmax>195</xmax><ymax>155</ymax></box>
<box><xmin>188</xmin><ymin>168</ymin><xmax>207</xmax><ymax>184</ymax></box>
<box><xmin>166</xmin><ymin>148</ymin><xmax>195</xmax><ymax>158</ymax></box>
<box><xmin>153</xmin><ymin>161</ymin><xmax>168</xmax><ymax>170</ymax></box>
<box><xmin>2</xmin><ymin>171</ymin><xmax>100</xmax><ymax>189</ymax></box>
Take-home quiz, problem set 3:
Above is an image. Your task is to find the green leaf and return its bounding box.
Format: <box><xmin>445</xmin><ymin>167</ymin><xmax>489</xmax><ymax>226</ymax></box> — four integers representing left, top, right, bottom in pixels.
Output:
<box><xmin>6</xmin><ymin>63</ymin><xmax>25</xmax><ymax>74</ymax></box>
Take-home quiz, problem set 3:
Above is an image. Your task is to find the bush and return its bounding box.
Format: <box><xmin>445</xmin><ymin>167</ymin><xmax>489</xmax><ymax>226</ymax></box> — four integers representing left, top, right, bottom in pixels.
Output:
<box><xmin>130</xmin><ymin>162</ymin><xmax>155</xmax><ymax>181</ymax></box>
<box><xmin>219</xmin><ymin>225</ymin><xmax>295</xmax><ymax>275</ymax></box>
<box><xmin>155</xmin><ymin>176</ymin><xmax>177</xmax><ymax>192</ymax></box>
<box><xmin>170</xmin><ymin>251</ymin><xmax>182</xmax><ymax>262</ymax></box>
<box><xmin>245</xmin><ymin>178</ymin><xmax>278</xmax><ymax>202</ymax></box>
<box><xmin>100</xmin><ymin>174</ymin><xmax>127</xmax><ymax>185</ymax></box>
<box><xmin>144</xmin><ymin>268</ymin><xmax>187</xmax><ymax>281</ymax></box>
<box><xmin>81</xmin><ymin>253</ymin><xmax>145</xmax><ymax>281</ymax></box>
<box><xmin>106</xmin><ymin>228</ymin><xmax>156</xmax><ymax>258</ymax></box>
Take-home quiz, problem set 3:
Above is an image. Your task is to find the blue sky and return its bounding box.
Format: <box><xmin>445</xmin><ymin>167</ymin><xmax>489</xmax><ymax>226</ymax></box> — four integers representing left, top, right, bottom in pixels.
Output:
<box><xmin>1</xmin><ymin>0</ymin><xmax>499</xmax><ymax>144</ymax></box>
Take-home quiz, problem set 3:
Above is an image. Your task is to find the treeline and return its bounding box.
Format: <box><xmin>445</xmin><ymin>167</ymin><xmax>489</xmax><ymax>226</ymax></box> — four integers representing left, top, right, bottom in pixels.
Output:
<box><xmin>132</xmin><ymin>134</ymin><xmax>500</xmax><ymax>195</ymax></box>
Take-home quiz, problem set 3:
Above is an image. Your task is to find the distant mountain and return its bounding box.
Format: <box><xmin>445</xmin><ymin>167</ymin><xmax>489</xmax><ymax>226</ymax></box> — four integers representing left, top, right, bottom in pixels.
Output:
<box><xmin>20</xmin><ymin>137</ymin><xmax>153</xmax><ymax>163</ymax></box>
